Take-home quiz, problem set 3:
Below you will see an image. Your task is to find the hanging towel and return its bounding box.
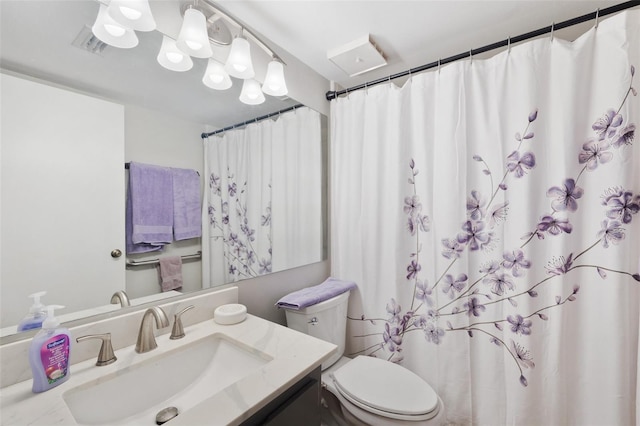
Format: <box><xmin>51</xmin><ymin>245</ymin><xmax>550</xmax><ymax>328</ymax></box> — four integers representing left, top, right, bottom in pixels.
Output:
<box><xmin>172</xmin><ymin>167</ymin><xmax>202</xmax><ymax>241</ymax></box>
<box><xmin>275</xmin><ymin>277</ymin><xmax>357</xmax><ymax>310</ymax></box>
<box><xmin>126</xmin><ymin>162</ymin><xmax>174</xmax><ymax>254</ymax></box>
<box><xmin>158</xmin><ymin>256</ymin><xmax>183</xmax><ymax>292</ymax></box>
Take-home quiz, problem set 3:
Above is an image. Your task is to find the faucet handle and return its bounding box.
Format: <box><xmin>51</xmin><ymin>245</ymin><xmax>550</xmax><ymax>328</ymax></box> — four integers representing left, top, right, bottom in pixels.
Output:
<box><xmin>110</xmin><ymin>290</ymin><xmax>130</xmax><ymax>307</ymax></box>
<box><xmin>170</xmin><ymin>305</ymin><xmax>195</xmax><ymax>340</ymax></box>
<box><xmin>76</xmin><ymin>333</ymin><xmax>117</xmax><ymax>366</ymax></box>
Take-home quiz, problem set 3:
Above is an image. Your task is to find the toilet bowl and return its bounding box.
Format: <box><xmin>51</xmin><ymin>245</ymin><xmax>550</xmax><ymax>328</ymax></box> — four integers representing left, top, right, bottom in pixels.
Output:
<box><xmin>283</xmin><ymin>290</ymin><xmax>444</xmax><ymax>425</ymax></box>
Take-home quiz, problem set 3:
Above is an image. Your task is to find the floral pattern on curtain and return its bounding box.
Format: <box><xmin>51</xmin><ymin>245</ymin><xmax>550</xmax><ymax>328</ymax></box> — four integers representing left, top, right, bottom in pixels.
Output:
<box><xmin>202</xmin><ymin>107</ymin><xmax>323</xmax><ymax>287</ymax></box>
<box><xmin>331</xmin><ymin>10</ymin><xmax>640</xmax><ymax>425</ymax></box>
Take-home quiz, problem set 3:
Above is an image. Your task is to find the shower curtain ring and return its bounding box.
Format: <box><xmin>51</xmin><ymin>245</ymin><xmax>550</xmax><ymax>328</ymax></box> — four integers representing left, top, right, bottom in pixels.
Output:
<box><xmin>469</xmin><ymin>49</ymin><xmax>473</xmax><ymax>65</ymax></box>
<box><xmin>438</xmin><ymin>59</ymin><xmax>441</xmax><ymax>74</ymax></box>
<box><xmin>595</xmin><ymin>8</ymin><xmax>600</xmax><ymax>29</ymax></box>
<box><xmin>550</xmin><ymin>22</ymin><xmax>555</xmax><ymax>43</ymax></box>
<box><xmin>507</xmin><ymin>36</ymin><xmax>511</xmax><ymax>54</ymax></box>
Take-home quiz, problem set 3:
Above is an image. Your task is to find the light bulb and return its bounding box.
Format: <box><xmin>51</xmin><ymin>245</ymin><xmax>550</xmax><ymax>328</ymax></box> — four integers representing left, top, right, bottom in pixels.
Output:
<box><xmin>202</xmin><ymin>59</ymin><xmax>232</xmax><ymax>90</ymax></box>
<box><xmin>92</xmin><ymin>4</ymin><xmax>138</xmax><ymax>49</ymax></box>
<box><xmin>224</xmin><ymin>36</ymin><xmax>254</xmax><ymax>79</ymax></box>
<box><xmin>176</xmin><ymin>8</ymin><xmax>213</xmax><ymax>58</ymax></box>
<box><xmin>107</xmin><ymin>0</ymin><xmax>156</xmax><ymax>32</ymax></box>
<box><xmin>157</xmin><ymin>35</ymin><xmax>193</xmax><ymax>72</ymax></box>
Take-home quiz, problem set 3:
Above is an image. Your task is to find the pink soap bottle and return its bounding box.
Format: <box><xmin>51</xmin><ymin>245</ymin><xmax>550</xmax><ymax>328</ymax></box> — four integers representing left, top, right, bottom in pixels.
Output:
<box><xmin>28</xmin><ymin>305</ymin><xmax>71</xmax><ymax>393</ymax></box>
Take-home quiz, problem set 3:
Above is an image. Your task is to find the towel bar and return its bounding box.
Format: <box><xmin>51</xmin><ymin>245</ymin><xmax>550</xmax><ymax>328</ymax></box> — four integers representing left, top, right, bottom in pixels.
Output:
<box><xmin>126</xmin><ymin>251</ymin><xmax>202</xmax><ymax>268</ymax></box>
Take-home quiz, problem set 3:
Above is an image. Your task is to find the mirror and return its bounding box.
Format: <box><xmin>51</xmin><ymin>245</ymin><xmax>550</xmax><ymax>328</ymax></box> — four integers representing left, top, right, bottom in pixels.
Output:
<box><xmin>0</xmin><ymin>0</ymin><xmax>327</xmax><ymax>338</ymax></box>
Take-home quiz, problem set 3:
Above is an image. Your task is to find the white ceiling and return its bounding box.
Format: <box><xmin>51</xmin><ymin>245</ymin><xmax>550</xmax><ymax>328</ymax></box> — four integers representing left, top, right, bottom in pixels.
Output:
<box><xmin>1</xmin><ymin>0</ymin><xmax>632</xmax><ymax>128</ymax></box>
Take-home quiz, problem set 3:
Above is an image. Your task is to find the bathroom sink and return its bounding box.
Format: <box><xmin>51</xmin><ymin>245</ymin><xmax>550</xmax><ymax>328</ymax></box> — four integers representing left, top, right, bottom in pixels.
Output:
<box><xmin>62</xmin><ymin>334</ymin><xmax>270</xmax><ymax>425</ymax></box>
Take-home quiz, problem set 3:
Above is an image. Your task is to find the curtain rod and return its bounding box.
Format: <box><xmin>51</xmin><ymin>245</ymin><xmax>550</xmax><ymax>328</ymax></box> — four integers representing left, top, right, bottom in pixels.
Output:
<box><xmin>201</xmin><ymin>103</ymin><xmax>305</xmax><ymax>138</ymax></box>
<box><xmin>326</xmin><ymin>0</ymin><xmax>639</xmax><ymax>101</ymax></box>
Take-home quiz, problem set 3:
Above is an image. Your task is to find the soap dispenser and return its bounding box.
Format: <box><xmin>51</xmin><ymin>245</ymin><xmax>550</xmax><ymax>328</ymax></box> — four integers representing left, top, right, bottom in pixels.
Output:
<box><xmin>17</xmin><ymin>291</ymin><xmax>47</xmax><ymax>332</ymax></box>
<box><xmin>29</xmin><ymin>305</ymin><xmax>71</xmax><ymax>393</ymax></box>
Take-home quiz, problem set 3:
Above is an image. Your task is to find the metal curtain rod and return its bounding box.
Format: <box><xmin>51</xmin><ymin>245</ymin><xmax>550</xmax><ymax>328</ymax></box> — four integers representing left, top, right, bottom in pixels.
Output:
<box><xmin>124</xmin><ymin>162</ymin><xmax>200</xmax><ymax>176</ymax></box>
<box><xmin>326</xmin><ymin>0</ymin><xmax>639</xmax><ymax>101</ymax></box>
<box><xmin>201</xmin><ymin>103</ymin><xmax>305</xmax><ymax>138</ymax></box>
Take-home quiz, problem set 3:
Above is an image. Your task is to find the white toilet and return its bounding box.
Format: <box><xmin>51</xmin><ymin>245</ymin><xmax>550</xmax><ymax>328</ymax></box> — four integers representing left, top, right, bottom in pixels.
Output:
<box><xmin>283</xmin><ymin>290</ymin><xmax>444</xmax><ymax>425</ymax></box>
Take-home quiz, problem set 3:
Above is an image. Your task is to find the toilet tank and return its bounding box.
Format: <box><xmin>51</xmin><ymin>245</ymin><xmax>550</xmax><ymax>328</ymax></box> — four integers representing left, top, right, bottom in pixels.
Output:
<box><xmin>283</xmin><ymin>291</ymin><xmax>350</xmax><ymax>370</ymax></box>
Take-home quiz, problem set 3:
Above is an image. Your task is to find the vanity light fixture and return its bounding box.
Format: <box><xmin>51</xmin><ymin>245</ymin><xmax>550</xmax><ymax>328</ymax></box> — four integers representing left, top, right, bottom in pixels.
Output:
<box><xmin>107</xmin><ymin>0</ymin><xmax>156</xmax><ymax>32</ymax></box>
<box><xmin>261</xmin><ymin>59</ymin><xmax>288</xmax><ymax>97</ymax></box>
<box><xmin>91</xmin><ymin>3</ymin><xmax>139</xmax><ymax>49</ymax></box>
<box><xmin>176</xmin><ymin>7</ymin><xmax>214</xmax><ymax>58</ymax></box>
<box><xmin>202</xmin><ymin>59</ymin><xmax>232</xmax><ymax>90</ymax></box>
<box><xmin>239</xmin><ymin>78</ymin><xmax>265</xmax><ymax>105</ymax></box>
<box><xmin>224</xmin><ymin>34</ymin><xmax>255</xmax><ymax>79</ymax></box>
<box><xmin>157</xmin><ymin>35</ymin><xmax>194</xmax><ymax>72</ymax></box>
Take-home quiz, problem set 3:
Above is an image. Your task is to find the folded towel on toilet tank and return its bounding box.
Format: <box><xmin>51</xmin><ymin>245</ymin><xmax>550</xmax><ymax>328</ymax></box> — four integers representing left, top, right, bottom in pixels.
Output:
<box><xmin>275</xmin><ymin>277</ymin><xmax>357</xmax><ymax>310</ymax></box>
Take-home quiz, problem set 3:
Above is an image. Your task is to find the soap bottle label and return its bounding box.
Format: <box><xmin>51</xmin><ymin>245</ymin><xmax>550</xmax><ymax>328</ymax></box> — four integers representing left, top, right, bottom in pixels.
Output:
<box><xmin>40</xmin><ymin>335</ymin><xmax>69</xmax><ymax>384</ymax></box>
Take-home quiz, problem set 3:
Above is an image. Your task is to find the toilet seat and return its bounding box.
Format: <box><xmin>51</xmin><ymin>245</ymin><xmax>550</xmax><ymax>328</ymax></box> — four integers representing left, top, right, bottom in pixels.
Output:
<box><xmin>332</xmin><ymin>356</ymin><xmax>440</xmax><ymax>421</ymax></box>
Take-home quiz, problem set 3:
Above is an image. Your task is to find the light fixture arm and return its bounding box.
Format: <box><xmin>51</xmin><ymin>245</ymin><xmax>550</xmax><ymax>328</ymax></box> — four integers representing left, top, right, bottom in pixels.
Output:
<box><xmin>201</xmin><ymin>1</ymin><xmax>286</xmax><ymax>65</ymax></box>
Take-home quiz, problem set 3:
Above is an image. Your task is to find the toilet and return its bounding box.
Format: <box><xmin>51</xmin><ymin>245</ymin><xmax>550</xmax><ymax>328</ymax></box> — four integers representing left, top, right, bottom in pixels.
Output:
<box><xmin>282</xmin><ymin>290</ymin><xmax>444</xmax><ymax>425</ymax></box>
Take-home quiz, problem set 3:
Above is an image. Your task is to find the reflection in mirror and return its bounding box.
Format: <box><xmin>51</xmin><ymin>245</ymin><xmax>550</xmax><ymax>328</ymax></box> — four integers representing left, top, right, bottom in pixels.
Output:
<box><xmin>0</xmin><ymin>0</ymin><xmax>326</xmax><ymax>339</ymax></box>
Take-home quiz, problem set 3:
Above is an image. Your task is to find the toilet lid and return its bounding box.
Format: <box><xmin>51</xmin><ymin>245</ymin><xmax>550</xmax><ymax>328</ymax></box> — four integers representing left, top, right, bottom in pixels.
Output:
<box><xmin>332</xmin><ymin>356</ymin><xmax>439</xmax><ymax>418</ymax></box>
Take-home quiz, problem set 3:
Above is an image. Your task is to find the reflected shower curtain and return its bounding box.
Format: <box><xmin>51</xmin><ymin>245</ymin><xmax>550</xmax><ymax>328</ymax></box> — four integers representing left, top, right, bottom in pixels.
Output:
<box><xmin>202</xmin><ymin>107</ymin><xmax>322</xmax><ymax>286</ymax></box>
<box><xmin>331</xmin><ymin>10</ymin><xmax>639</xmax><ymax>425</ymax></box>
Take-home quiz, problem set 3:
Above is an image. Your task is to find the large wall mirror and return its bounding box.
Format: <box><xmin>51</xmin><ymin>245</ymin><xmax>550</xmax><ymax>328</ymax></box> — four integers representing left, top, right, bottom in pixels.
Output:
<box><xmin>0</xmin><ymin>0</ymin><xmax>327</xmax><ymax>339</ymax></box>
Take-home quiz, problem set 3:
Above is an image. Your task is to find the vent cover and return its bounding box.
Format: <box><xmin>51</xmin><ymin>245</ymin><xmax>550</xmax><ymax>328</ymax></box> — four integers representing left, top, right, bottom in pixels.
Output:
<box><xmin>327</xmin><ymin>34</ymin><xmax>386</xmax><ymax>77</ymax></box>
<box><xmin>72</xmin><ymin>25</ymin><xmax>108</xmax><ymax>55</ymax></box>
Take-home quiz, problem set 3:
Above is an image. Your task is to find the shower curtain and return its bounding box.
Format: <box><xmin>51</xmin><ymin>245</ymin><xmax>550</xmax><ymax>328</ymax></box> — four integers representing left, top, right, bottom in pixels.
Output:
<box><xmin>331</xmin><ymin>10</ymin><xmax>639</xmax><ymax>425</ymax></box>
<box><xmin>202</xmin><ymin>107</ymin><xmax>322</xmax><ymax>286</ymax></box>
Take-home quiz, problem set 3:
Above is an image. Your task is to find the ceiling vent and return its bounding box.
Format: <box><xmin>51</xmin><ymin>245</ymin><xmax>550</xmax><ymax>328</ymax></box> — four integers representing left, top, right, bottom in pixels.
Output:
<box><xmin>72</xmin><ymin>25</ymin><xmax>108</xmax><ymax>55</ymax></box>
<box><xmin>327</xmin><ymin>34</ymin><xmax>386</xmax><ymax>77</ymax></box>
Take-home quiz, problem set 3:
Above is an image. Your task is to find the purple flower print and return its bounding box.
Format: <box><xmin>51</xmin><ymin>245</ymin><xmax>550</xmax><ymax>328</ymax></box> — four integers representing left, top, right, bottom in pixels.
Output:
<box><xmin>547</xmin><ymin>179</ymin><xmax>584</xmax><ymax>212</ymax></box>
<box><xmin>442</xmin><ymin>274</ymin><xmax>468</xmax><ymax>298</ymax></box>
<box><xmin>228</xmin><ymin>182</ymin><xmax>237</xmax><ymax>197</ymax></box>
<box><xmin>507</xmin><ymin>314</ymin><xmax>532</xmax><ymax>335</ymax></box>
<box><xmin>258</xmin><ymin>258</ymin><xmax>271</xmax><ymax>274</ymax></box>
<box><xmin>536</xmin><ymin>214</ymin><xmax>573</xmax><ymax>236</ymax></box>
<box><xmin>612</xmin><ymin>124</ymin><xmax>635</xmax><ymax>148</ymax></box>
<box><xmin>603</xmin><ymin>189</ymin><xmax>640</xmax><ymax>224</ymax></box>
<box><xmin>386</xmin><ymin>299</ymin><xmax>402</xmax><ymax>323</ymax></box>
<box><xmin>466</xmin><ymin>190</ymin><xmax>486</xmax><ymax>220</ymax></box>
<box><xmin>578</xmin><ymin>139</ymin><xmax>613</xmax><ymax>170</ymax></box>
<box><xmin>545</xmin><ymin>254</ymin><xmax>574</xmax><ymax>275</ymax></box>
<box><xmin>442</xmin><ymin>238</ymin><xmax>465</xmax><ymax>259</ymax></box>
<box><xmin>511</xmin><ymin>340</ymin><xmax>535</xmax><ymax>369</ymax></box>
<box><xmin>597</xmin><ymin>220</ymin><xmax>625</xmax><ymax>248</ymax></box>
<box><xmin>383</xmin><ymin>323</ymin><xmax>403</xmax><ymax>352</ymax></box>
<box><xmin>415</xmin><ymin>280</ymin><xmax>433</xmax><ymax>306</ymax></box>
<box><xmin>408</xmin><ymin>215</ymin><xmax>430</xmax><ymax>236</ymax></box>
<box><xmin>528</xmin><ymin>109</ymin><xmax>538</xmax><ymax>122</ymax></box>
<box><xmin>424</xmin><ymin>323</ymin><xmax>445</xmax><ymax>344</ymax></box>
<box><xmin>479</xmin><ymin>260</ymin><xmax>501</xmax><ymax>274</ymax></box>
<box><xmin>457</xmin><ymin>220</ymin><xmax>490</xmax><ymax>251</ymax></box>
<box><xmin>404</xmin><ymin>195</ymin><xmax>422</xmax><ymax>216</ymax></box>
<box><xmin>502</xmin><ymin>249</ymin><xmax>531</xmax><ymax>277</ymax></box>
<box><xmin>407</xmin><ymin>260</ymin><xmax>421</xmax><ymax>280</ymax></box>
<box><xmin>209</xmin><ymin>173</ymin><xmax>221</xmax><ymax>195</ymax></box>
<box><xmin>463</xmin><ymin>297</ymin><xmax>486</xmax><ymax>317</ymax></box>
<box><xmin>483</xmin><ymin>272</ymin><xmax>515</xmax><ymax>296</ymax></box>
<box><xmin>488</xmin><ymin>202</ymin><xmax>509</xmax><ymax>228</ymax></box>
<box><xmin>592</xmin><ymin>109</ymin><xmax>623</xmax><ymax>140</ymax></box>
<box><xmin>506</xmin><ymin>151</ymin><xmax>536</xmax><ymax>178</ymax></box>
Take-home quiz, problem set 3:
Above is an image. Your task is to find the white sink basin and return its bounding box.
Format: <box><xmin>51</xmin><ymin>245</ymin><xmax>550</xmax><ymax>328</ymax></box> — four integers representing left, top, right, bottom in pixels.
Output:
<box><xmin>62</xmin><ymin>334</ymin><xmax>270</xmax><ymax>425</ymax></box>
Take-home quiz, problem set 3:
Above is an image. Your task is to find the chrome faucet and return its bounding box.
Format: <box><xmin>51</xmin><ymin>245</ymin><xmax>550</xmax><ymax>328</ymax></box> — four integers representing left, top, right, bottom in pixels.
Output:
<box><xmin>135</xmin><ymin>306</ymin><xmax>169</xmax><ymax>353</ymax></box>
<box><xmin>76</xmin><ymin>333</ymin><xmax>117</xmax><ymax>366</ymax></box>
<box><xmin>110</xmin><ymin>290</ymin><xmax>131</xmax><ymax>307</ymax></box>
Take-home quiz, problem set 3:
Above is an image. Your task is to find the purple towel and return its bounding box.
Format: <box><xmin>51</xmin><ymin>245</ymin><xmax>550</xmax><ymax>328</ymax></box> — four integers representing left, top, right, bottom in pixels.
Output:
<box><xmin>172</xmin><ymin>167</ymin><xmax>201</xmax><ymax>241</ymax></box>
<box><xmin>158</xmin><ymin>256</ymin><xmax>183</xmax><ymax>292</ymax></box>
<box><xmin>126</xmin><ymin>162</ymin><xmax>174</xmax><ymax>254</ymax></box>
<box><xmin>275</xmin><ymin>278</ymin><xmax>357</xmax><ymax>310</ymax></box>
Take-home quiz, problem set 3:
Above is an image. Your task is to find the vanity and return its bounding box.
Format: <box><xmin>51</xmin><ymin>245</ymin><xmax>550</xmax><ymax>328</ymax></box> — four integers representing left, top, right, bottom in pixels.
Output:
<box><xmin>0</xmin><ymin>286</ymin><xmax>336</xmax><ymax>425</ymax></box>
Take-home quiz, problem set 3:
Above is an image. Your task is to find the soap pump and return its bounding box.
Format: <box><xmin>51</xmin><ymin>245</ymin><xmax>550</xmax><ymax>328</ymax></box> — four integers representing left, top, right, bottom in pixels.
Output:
<box><xmin>17</xmin><ymin>291</ymin><xmax>47</xmax><ymax>332</ymax></box>
<box><xmin>29</xmin><ymin>305</ymin><xmax>71</xmax><ymax>393</ymax></box>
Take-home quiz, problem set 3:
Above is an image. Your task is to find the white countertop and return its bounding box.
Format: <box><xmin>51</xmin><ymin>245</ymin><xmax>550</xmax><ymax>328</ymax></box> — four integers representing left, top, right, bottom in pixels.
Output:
<box><xmin>0</xmin><ymin>315</ymin><xmax>336</xmax><ymax>426</ymax></box>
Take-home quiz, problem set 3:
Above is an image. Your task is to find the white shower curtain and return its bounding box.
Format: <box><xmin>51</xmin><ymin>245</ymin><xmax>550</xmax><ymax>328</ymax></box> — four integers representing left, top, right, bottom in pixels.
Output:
<box><xmin>202</xmin><ymin>107</ymin><xmax>322</xmax><ymax>286</ymax></box>
<box><xmin>331</xmin><ymin>10</ymin><xmax>640</xmax><ymax>425</ymax></box>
